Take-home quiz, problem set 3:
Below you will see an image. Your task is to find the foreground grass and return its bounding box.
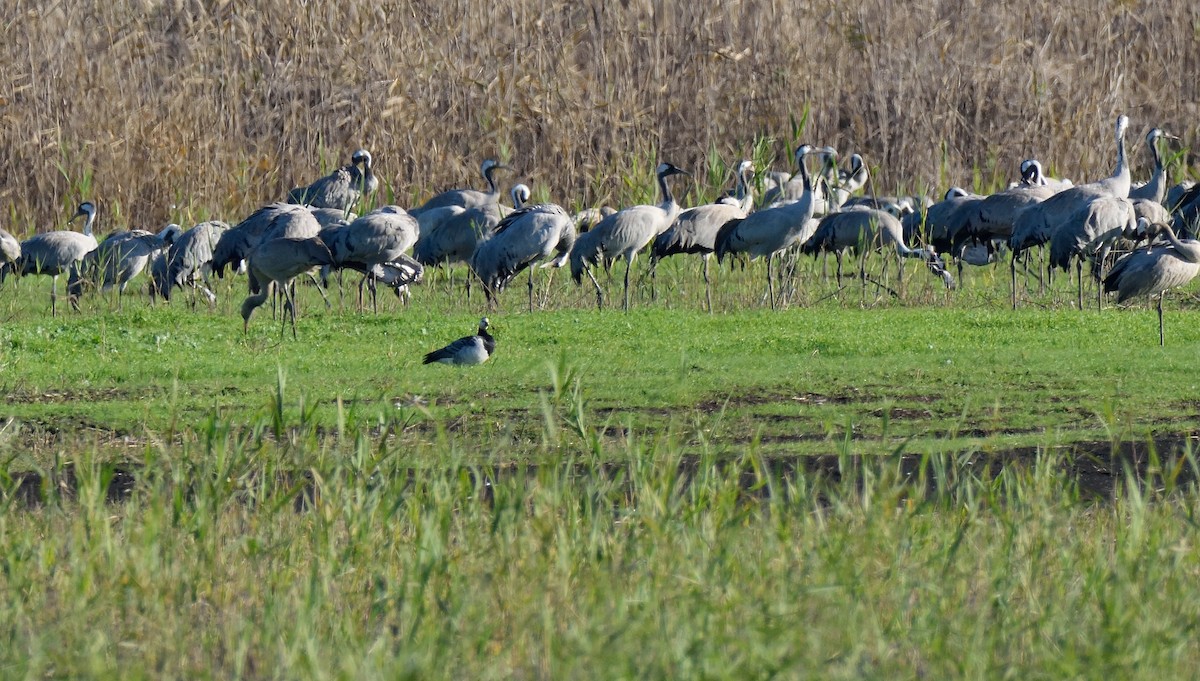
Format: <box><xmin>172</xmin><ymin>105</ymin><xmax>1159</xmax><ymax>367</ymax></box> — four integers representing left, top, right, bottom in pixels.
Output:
<box><xmin>3</xmin><ymin>411</ymin><xmax>1200</xmax><ymax>678</ymax></box>
<box><xmin>4</xmin><ymin>263</ymin><xmax>1200</xmax><ymax>677</ymax></box>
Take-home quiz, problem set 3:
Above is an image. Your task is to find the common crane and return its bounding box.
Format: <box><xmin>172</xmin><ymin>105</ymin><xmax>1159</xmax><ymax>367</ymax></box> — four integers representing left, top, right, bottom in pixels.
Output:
<box><xmin>569</xmin><ymin>162</ymin><xmax>690</xmax><ymax>311</ymax></box>
<box><xmin>9</xmin><ymin>202</ymin><xmax>99</xmax><ymax>316</ymax></box>
<box><xmin>240</xmin><ymin>236</ymin><xmax>335</xmax><ymax>339</ymax></box>
<box><xmin>714</xmin><ymin>145</ymin><xmax>831</xmax><ymax>308</ymax></box>
<box><xmin>471</xmin><ymin>203</ymin><xmax>576</xmax><ymax>311</ymax></box>
<box><xmin>1104</xmin><ymin>219</ymin><xmax>1200</xmax><ymax>345</ymax></box>
<box><xmin>288</xmin><ymin>148</ymin><xmax>378</xmax><ymax>212</ymax></box>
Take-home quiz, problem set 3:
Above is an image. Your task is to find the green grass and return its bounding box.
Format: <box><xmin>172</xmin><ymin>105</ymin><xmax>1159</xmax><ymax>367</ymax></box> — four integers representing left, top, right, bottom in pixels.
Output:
<box><xmin>6</xmin><ymin>261</ymin><xmax>1200</xmax><ymax>678</ymax></box>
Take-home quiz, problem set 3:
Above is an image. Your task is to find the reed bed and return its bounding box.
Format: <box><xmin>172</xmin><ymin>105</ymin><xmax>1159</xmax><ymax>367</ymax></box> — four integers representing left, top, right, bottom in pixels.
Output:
<box><xmin>0</xmin><ymin>0</ymin><xmax>1196</xmax><ymax>233</ymax></box>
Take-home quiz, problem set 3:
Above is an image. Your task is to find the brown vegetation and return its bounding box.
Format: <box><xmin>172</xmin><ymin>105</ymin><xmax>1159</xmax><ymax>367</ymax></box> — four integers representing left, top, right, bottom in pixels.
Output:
<box><xmin>0</xmin><ymin>0</ymin><xmax>1196</xmax><ymax>232</ymax></box>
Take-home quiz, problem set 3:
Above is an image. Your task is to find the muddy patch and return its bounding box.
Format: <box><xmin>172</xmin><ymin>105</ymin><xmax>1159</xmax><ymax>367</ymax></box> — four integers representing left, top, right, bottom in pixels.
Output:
<box><xmin>4</xmin><ymin>437</ymin><xmax>1196</xmax><ymax>511</ymax></box>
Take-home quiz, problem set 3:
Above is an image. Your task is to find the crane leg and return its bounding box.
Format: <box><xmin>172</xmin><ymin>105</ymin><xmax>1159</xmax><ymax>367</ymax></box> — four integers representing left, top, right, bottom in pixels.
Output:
<box><xmin>288</xmin><ymin>282</ymin><xmax>299</xmax><ymax>340</ymax></box>
<box><xmin>650</xmin><ymin>260</ymin><xmax>657</xmax><ymax>303</ymax></box>
<box><xmin>357</xmin><ymin>275</ymin><xmax>367</xmax><ymax>314</ymax></box>
<box><xmin>1159</xmin><ymin>293</ymin><xmax>1166</xmax><ymax>347</ymax></box>
<box><xmin>766</xmin><ymin>254</ymin><xmax>776</xmax><ymax>310</ymax></box>
<box><xmin>835</xmin><ymin>251</ymin><xmax>844</xmax><ymax>286</ymax></box>
<box><xmin>1080</xmin><ymin>257</ymin><xmax>1089</xmax><ymax>311</ymax></box>
<box><xmin>306</xmin><ymin>272</ymin><xmax>331</xmax><ymax>310</ymax></box>
<box><xmin>703</xmin><ymin>255</ymin><xmax>712</xmax><ymax>313</ymax></box>
<box><xmin>585</xmin><ymin>267</ymin><xmax>604</xmax><ymax>310</ymax></box>
<box><xmin>1010</xmin><ymin>253</ymin><xmax>1018</xmax><ymax>310</ymax></box>
<box><xmin>50</xmin><ymin>275</ymin><xmax>58</xmax><ymax>317</ymax></box>
<box><xmin>528</xmin><ymin>266</ymin><xmax>535</xmax><ymax>313</ymax></box>
<box><xmin>623</xmin><ymin>257</ymin><xmax>632</xmax><ymax>312</ymax></box>
<box><xmin>541</xmin><ymin>267</ymin><xmax>556</xmax><ymax>311</ymax></box>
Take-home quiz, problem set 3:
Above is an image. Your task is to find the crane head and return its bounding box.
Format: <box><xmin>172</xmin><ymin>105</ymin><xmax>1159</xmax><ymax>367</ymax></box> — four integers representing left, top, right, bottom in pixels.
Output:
<box><xmin>1115</xmin><ymin>114</ymin><xmax>1129</xmax><ymax>141</ymax></box>
<box><xmin>1020</xmin><ymin>159</ymin><xmax>1046</xmax><ymax>186</ymax></box>
<box><xmin>511</xmin><ymin>183</ymin><xmax>532</xmax><ymax>208</ymax></box>
<box><xmin>482</xmin><ymin>159</ymin><xmax>510</xmax><ymax>175</ymax></box>
<box><xmin>656</xmin><ymin>162</ymin><xmax>689</xmax><ymax>178</ymax></box>
<box><xmin>71</xmin><ymin>202</ymin><xmax>96</xmax><ymax>223</ymax></box>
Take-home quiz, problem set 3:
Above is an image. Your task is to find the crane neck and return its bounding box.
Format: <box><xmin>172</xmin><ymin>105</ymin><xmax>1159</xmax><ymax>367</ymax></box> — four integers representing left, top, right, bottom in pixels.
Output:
<box><xmin>1112</xmin><ymin>122</ymin><xmax>1130</xmax><ymax>194</ymax></box>
<box><xmin>1159</xmin><ymin>223</ymin><xmax>1200</xmax><ymax>263</ymax></box>
<box><xmin>484</xmin><ymin>165</ymin><xmax>500</xmax><ymax>196</ymax></box>
<box><xmin>657</xmin><ymin>170</ymin><xmax>678</xmax><ymax>215</ymax></box>
<box><xmin>737</xmin><ymin>171</ymin><xmax>754</xmax><ymax>214</ymax></box>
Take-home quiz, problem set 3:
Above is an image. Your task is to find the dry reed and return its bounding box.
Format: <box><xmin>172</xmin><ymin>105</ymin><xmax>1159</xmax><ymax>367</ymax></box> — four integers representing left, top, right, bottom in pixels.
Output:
<box><xmin>0</xmin><ymin>0</ymin><xmax>1196</xmax><ymax>233</ymax></box>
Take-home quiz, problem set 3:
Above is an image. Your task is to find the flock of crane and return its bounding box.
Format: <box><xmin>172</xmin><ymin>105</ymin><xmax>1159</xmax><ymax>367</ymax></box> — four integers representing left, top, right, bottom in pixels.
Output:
<box><xmin>1</xmin><ymin>113</ymin><xmax>1199</xmax><ymax>344</ymax></box>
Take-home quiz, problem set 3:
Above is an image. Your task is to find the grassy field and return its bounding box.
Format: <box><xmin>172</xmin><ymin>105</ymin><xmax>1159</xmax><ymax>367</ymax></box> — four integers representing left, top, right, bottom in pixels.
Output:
<box><xmin>4</xmin><ymin>257</ymin><xmax>1200</xmax><ymax>676</ymax></box>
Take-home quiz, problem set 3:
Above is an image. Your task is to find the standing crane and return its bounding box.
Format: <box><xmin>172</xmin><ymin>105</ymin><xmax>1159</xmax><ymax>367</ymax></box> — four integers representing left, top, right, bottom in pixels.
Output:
<box><xmin>1104</xmin><ymin>219</ymin><xmax>1200</xmax><ymax>345</ymax></box>
<box><xmin>8</xmin><ymin>202</ymin><xmax>99</xmax><ymax>316</ymax></box>
<box><xmin>150</xmin><ymin>221</ymin><xmax>229</xmax><ymax>305</ymax></box>
<box><xmin>212</xmin><ymin>203</ymin><xmax>353</xmax><ymax>277</ymax></box>
<box><xmin>569</xmin><ymin>162</ymin><xmax>690</xmax><ymax>311</ymax></box>
<box><xmin>1048</xmin><ymin>195</ymin><xmax>1136</xmax><ymax>309</ymax></box>
<box><xmin>288</xmin><ymin>148</ymin><xmax>378</xmax><ymax>212</ymax></box>
<box><xmin>801</xmin><ymin>206</ymin><xmax>954</xmax><ymax>292</ymax></box>
<box><xmin>470</xmin><ymin>203</ymin><xmax>576</xmax><ymax>311</ymax></box>
<box><xmin>72</xmin><ymin>223</ymin><xmax>182</xmax><ymax>308</ymax></box>
<box><xmin>240</xmin><ymin>236</ymin><xmax>335</xmax><ymax>339</ymax></box>
<box><xmin>1009</xmin><ymin>114</ymin><xmax>1132</xmax><ymax>308</ymax></box>
<box><xmin>320</xmin><ymin>206</ymin><xmax>423</xmax><ymax>312</ymax></box>
<box><xmin>714</xmin><ymin>145</ymin><xmax>831</xmax><ymax>309</ymax></box>
<box><xmin>652</xmin><ymin>161</ymin><xmax>754</xmax><ymax>310</ymax></box>
<box><xmin>413</xmin><ymin>183</ymin><xmax>529</xmax><ymax>299</ymax></box>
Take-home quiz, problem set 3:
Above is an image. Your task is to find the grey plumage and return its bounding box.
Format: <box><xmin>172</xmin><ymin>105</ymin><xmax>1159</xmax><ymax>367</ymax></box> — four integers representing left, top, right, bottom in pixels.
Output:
<box><xmin>213</xmin><ymin>203</ymin><xmax>349</xmax><ymax>277</ymax></box>
<box><xmin>1048</xmin><ymin>196</ymin><xmax>1136</xmax><ymax>309</ymax></box>
<box><xmin>74</xmin><ymin>223</ymin><xmax>181</xmax><ymax>304</ymax></box>
<box><xmin>321</xmin><ymin>206</ymin><xmax>423</xmax><ymax>310</ymax></box>
<box><xmin>1010</xmin><ymin>115</ymin><xmax>1132</xmax><ymax>256</ymax></box>
<box><xmin>150</xmin><ymin>221</ymin><xmax>229</xmax><ymax>303</ymax></box>
<box><xmin>1009</xmin><ymin>115</ymin><xmax>1132</xmax><ymax>307</ymax></box>
<box><xmin>412</xmin><ymin>173</ymin><xmax>526</xmax><ymax>271</ymax></box>
<box><xmin>413</xmin><ymin>201</ymin><xmax>502</xmax><ymax>269</ymax></box>
<box><xmin>569</xmin><ymin>162</ymin><xmax>690</xmax><ymax>311</ymax></box>
<box><xmin>714</xmin><ymin>145</ymin><xmax>831</xmax><ymax>308</ymax></box>
<box><xmin>653</xmin><ymin>165</ymin><xmax>752</xmax><ymax>310</ymax></box>
<box><xmin>1104</xmin><ymin>220</ymin><xmax>1200</xmax><ymax>345</ymax></box>
<box><xmin>410</xmin><ymin>159</ymin><xmax>508</xmax><ymax>216</ymax></box>
<box><xmin>287</xmin><ymin>148</ymin><xmax>378</xmax><ymax>212</ymax></box>
<box><xmin>10</xmin><ymin>202</ymin><xmax>99</xmax><ymax>316</ymax></box>
<box><xmin>803</xmin><ymin>206</ymin><xmax>953</xmax><ymax>289</ymax></box>
<box><xmin>471</xmin><ymin>203</ymin><xmax>576</xmax><ymax>310</ymax></box>
<box><xmin>423</xmin><ymin>317</ymin><xmax>495</xmax><ymax>365</ymax></box>
<box><xmin>240</xmin><ymin>236</ymin><xmax>335</xmax><ymax>338</ymax></box>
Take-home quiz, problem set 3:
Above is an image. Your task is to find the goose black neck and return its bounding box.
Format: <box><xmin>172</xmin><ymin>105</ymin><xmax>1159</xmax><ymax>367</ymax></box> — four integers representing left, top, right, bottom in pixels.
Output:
<box><xmin>479</xmin><ymin>328</ymin><xmax>495</xmax><ymax>353</ymax></box>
